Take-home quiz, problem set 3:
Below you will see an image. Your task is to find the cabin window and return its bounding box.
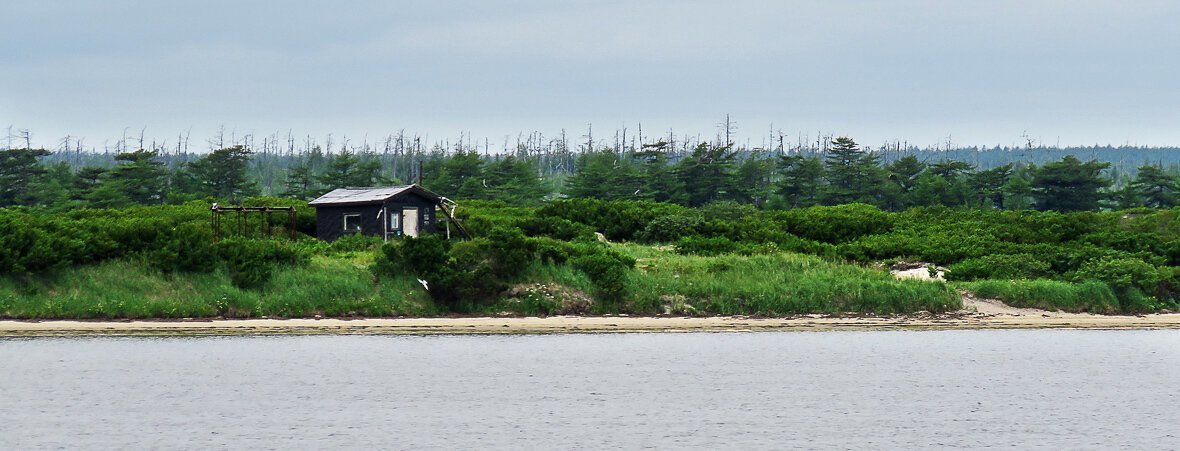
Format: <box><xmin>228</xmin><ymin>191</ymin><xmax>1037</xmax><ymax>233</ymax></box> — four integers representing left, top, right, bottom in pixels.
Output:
<box><xmin>343</xmin><ymin>213</ymin><xmax>362</xmax><ymax>232</ymax></box>
<box><xmin>389</xmin><ymin>212</ymin><xmax>401</xmax><ymax>230</ymax></box>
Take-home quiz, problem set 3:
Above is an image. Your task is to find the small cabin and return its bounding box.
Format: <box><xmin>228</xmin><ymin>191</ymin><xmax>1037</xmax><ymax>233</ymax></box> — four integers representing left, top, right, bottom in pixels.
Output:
<box><xmin>309</xmin><ymin>185</ymin><xmax>447</xmax><ymax>242</ymax></box>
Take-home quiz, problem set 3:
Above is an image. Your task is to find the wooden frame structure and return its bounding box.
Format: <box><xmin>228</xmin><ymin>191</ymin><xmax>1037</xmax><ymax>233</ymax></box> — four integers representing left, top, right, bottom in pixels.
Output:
<box><xmin>211</xmin><ymin>205</ymin><xmax>298</xmax><ymax>242</ymax></box>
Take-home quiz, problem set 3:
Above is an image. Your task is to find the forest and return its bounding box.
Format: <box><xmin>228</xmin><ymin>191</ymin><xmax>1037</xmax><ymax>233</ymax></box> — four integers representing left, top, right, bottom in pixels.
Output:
<box><xmin>1</xmin><ymin>131</ymin><xmax>1179</xmax><ymax>319</ymax></box>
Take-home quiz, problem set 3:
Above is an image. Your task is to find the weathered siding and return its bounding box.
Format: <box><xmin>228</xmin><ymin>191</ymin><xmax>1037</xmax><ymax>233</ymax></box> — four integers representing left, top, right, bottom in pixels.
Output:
<box><xmin>313</xmin><ymin>190</ymin><xmax>440</xmax><ymax>241</ymax></box>
<box><xmin>314</xmin><ymin>204</ymin><xmax>384</xmax><ymax>241</ymax></box>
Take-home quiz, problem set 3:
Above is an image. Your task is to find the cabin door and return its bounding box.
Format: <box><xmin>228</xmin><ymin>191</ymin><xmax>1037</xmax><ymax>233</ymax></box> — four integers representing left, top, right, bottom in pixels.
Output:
<box><xmin>403</xmin><ymin>207</ymin><xmax>419</xmax><ymax>237</ymax></box>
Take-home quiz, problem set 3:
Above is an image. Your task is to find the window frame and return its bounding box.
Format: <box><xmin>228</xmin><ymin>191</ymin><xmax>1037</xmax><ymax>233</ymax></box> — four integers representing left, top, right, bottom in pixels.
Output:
<box><xmin>342</xmin><ymin>213</ymin><xmax>362</xmax><ymax>232</ymax></box>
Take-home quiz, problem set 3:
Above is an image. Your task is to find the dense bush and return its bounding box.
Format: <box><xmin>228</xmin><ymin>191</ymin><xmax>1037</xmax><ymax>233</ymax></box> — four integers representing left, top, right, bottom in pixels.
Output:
<box><xmin>515</xmin><ymin>216</ymin><xmax>595</xmax><ymax>241</ymax></box>
<box><xmin>536</xmin><ymin>198</ymin><xmax>685</xmax><ymax>241</ymax></box>
<box><xmin>675</xmin><ymin>236</ymin><xmax>742</xmax><ymax>256</ymax></box>
<box><xmin>946</xmin><ymin>253</ymin><xmax>1052</xmax><ymax>281</ymax></box>
<box><xmin>775</xmin><ymin>203</ymin><xmax>894</xmax><ymax>244</ymax></box>
<box><xmin>1072</xmin><ymin>258</ymin><xmax>1161</xmax><ymax>313</ymax></box>
<box><xmin>568</xmin><ymin>243</ymin><xmax>636</xmax><ymax>304</ymax></box>
<box><xmin>637</xmin><ymin>212</ymin><xmax>704</xmax><ymax>243</ymax></box>
<box><xmin>215</xmin><ymin>238</ymin><xmax>309</xmax><ymax>289</ymax></box>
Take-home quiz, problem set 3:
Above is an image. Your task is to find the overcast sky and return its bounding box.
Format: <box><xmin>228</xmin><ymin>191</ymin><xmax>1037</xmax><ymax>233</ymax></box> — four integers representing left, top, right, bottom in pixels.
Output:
<box><xmin>3</xmin><ymin>0</ymin><xmax>1180</xmax><ymax>151</ymax></box>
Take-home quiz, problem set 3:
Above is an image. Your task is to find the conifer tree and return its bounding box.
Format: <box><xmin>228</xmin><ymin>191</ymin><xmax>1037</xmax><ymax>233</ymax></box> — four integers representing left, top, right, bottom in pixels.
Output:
<box><xmin>774</xmin><ymin>154</ymin><xmax>823</xmax><ymax>208</ymax></box>
<box><xmin>1131</xmin><ymin>165</ymin><xmax>1178</xmax><ymax>208</ymax></box>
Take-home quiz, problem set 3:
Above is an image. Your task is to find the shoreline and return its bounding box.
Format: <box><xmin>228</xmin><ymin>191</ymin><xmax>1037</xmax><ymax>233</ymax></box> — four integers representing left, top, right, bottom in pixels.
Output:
<box><xmin>4</xmin><ymin>311</ymin><xmax>1180</xmax><ymax>337</ymax></box>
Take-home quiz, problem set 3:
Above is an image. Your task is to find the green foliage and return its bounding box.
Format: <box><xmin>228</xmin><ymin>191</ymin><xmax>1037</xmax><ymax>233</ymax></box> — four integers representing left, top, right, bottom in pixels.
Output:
<box><xmin>327</xmin><ymin>233</ymin><xmax>384</xmax><ymax>253</ymax></box>
<box><xmin>677</xmin><ymin>142</ymin><xmax>738</xmax><ymax>207</ymax></box>
<box><xmin>568</xmin><ymin>243</ymin><xmax>635</xmax><ymax>304</ymax></box>
<box><xmin>623</xmin><ymin>246</ymin><xmax>960</xmax><ymax>315</ymax></box>
<box><xmin>777</xmin><ymin>204</ymin><xmax>894</xmax><ymax>244</ymax></box>
<box><xmin>1032</xmin><ymin>155</ymin><xmax>1112</xmax><ymax>211</ymax></box>
<box><xmin>675</xmin><ymin>236</ymin><xmax>742</xmax><ymax>256</ymax></box>
<box><xmin>0</xmin><ymin>148</ymin><xmax>51</xmax><ymax>207</ymax></box>
<box><xmin>822</xmin><ymin>137</ymin><xmax>890</xmax><ymax>207</ymax></box>
<box><xmin>963</xmin><ymin>279</ymin><xmax>1119</xmax><ymax>314</ymax></box>
<box><xmin>215</xmin><ymin>238</ymin><xmax>309</xmax><ymax>289</ymax></box>
<box><xmin>1073</xmin><ymin>258</ymin><xmax>1159</xmax><ymax>292</ymax></box>
<box><xmin>0</xmin><ymin>257</ymin><xmax>434</xmax><ymax>320</ymax></box>
<box><xmin>637</xmin><ymin>212</ymin><xmax>704</xmax><ymax>243</ymax></box>
<box><xmin>536</xmin><ymin>198</ymin><xmax>686</xmax><ymax>241</ymax></box>
<box><xmin>187</xmin><ymin>146</ymin><xmax>259</xmax><ymax>201</ymax></box>
<box><xmin>515</xmin><ymin>215</ymin><xmax>595</xmax><ymax>241</ymax></box>
<box><xmin>946</xmin><ymin>254</ymin><xmax>1051</xmax><ymax>281</ymax></box>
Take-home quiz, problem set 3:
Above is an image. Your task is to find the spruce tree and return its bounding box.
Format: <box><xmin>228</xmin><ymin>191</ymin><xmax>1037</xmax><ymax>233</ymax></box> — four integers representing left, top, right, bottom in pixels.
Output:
<box><xmin>1031</xmin><ymin>156</ymin><xmax>1111</xmax><ymax>211</ymax></box>
<box><xmin>1131</xmin><ymin>165</ymin><xmax>1178</xmax><ymax>208</ymax></box>
<box><xmin>774</xmin><ymin>154</ymin><xmax>823</xmax><ymax>208</ymax></box>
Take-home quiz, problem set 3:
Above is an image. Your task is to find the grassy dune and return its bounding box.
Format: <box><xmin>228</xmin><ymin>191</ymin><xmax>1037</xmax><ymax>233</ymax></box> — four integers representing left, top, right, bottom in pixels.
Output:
<box><xmin>959</xmin><ymin>279</ymin><xmax>1120</xmax><ymax>314</ymax></box>
<box><xmin>1</xmin><ymin>245</ymin><xmax>962</xmax><ymax>319</ymax></box>
<box><xmin>617</xmin><ymin>244</ymin><xmax>961</xmax><ymax>316</ymax></box>
<box><xmin>0</xmin><ymin>255</ymin><xmax>436</xmax><ymax>320</ymax></box>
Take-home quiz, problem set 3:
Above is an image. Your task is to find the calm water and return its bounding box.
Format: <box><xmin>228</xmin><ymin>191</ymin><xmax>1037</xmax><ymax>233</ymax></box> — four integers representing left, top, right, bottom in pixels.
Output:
<box><xmin>2</xmin><ymin>330</ymin><xmax>1178</xmax><ymax>449</ymax></box>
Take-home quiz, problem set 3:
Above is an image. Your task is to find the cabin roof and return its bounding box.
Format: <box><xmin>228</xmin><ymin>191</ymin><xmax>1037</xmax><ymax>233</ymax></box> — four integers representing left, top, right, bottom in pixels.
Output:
<box><xmin>308</xmin><ymin>184</ymin><xmax>444</xmax><ymax>207</ymax></box>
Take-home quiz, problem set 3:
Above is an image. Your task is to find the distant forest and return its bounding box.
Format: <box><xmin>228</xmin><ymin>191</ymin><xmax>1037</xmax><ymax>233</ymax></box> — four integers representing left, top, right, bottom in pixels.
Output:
<box><xmin>2</xmin><ymin>125</ymin><xmax>1179</xmax><ymax>211</ymax></box>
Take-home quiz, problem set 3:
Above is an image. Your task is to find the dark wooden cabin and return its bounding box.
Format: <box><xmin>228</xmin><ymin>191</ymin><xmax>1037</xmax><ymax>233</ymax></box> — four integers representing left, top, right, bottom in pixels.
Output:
<box><xmin>309</xmin><ymin>185</ymin><xmax>448</xmax><ymax>242</ymax></box>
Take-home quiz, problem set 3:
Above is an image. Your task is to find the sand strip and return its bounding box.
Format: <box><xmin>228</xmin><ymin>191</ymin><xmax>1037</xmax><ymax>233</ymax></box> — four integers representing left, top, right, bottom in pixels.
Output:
<box><xmin>2</xmin><ymin>310</ymin><xmax>1180</xmax><ymax>337</ymax></box>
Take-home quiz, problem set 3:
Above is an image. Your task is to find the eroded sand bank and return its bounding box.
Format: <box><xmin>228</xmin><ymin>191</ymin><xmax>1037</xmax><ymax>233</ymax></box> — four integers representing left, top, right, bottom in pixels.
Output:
<box><xmin>2</xmin><ymin>297</ymin><xmax>1179</xmax><ymax>337</ymax></box>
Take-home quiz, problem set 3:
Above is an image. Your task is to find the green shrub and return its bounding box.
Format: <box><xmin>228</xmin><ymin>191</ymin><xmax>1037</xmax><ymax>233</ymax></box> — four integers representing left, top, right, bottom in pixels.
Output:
<box><xmin>532</xmin><ymin>236</ymin><xmax>574</xmax><ymax>264</ymax></box>
<box><xmin>536</xmin><ymin>198</ymin><xmax>685</xmax><ymax>241</ymax></box>
<box><xmin>946</xmin><ymin>253</ymin><xmax>1052</xmax><ymax>281</ymax></box>
<box><xmin>142</xmin><ymin>222</ymin><xmax>218</xmax><ymax>272</ymax></box>
<box><xmin>515</xmin><ymin>216</ymin><xmax>595</xmax><ymax>241</ymax></box>
<box><xmin>328</xmin><ymin>233</ymin><xmax>384</xmax><ymax>253</ymax></box>
<box><xmin>216</xmin><ymin>238</ymin><xmax>309</xmax><ymax>289</ymax></box>
<box><xmin>1073</xmin><ymin>258</ymin><xmax>1159</xmax><ymax>292</ymax></box>
<box><xmin>1072</xmin><ymin>257</ymin><xmax>1161</xmax><ymax>313</ymax></box>
<box><xmin>569</xmin><ymin>244</ymin><xmax>636</xmax><ymax>304</ymax></box>
<box><xmin>637</xmin><ymin>212</ymin><xmax>703</xmax><ymax>243</ymax></box>
<box><xmin>777</xmin><ymin>204</ymin><xmax>894</xmax><ymax>244</ymax></box>
<box><xmin>675</xmin><ymin>236</ymin><xmax>741</xmax><ymax>256</ymax></box>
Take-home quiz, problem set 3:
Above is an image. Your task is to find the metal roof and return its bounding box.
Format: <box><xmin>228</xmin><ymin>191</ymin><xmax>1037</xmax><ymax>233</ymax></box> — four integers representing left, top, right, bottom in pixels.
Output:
<box><xmin>308</xmin><ymin>184</ymin><xmax>443</xmax><ymax>206</ymax></box>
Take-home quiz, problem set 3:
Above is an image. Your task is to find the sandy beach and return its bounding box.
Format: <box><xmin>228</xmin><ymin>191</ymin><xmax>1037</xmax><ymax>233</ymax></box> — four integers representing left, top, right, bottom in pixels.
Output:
<box><xmin>2</xmin><ymin>297</ymin><xmax>1180</xmax><ymax>336</ymax></box>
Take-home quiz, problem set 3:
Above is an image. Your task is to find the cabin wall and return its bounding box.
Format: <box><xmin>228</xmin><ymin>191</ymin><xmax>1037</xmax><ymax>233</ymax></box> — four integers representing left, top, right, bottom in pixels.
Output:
<box><xmin>314</xmin><ymin>204</ymin><xmax>384</xmax><ymax>242</ymax></box>
<box><xmin>313</xmin><ymin>191</ymin><xmax>440</xmax><ymax>241</ymax></box>
<box><xmin>383</xmin><ymin>192</ymin><xmax>439</xmax><ymax>236</ymax></box>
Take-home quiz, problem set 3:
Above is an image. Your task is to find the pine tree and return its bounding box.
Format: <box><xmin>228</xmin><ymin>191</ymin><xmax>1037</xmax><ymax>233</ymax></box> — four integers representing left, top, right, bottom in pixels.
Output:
<box><xmin>677</xmin><ymin>142</ymin><xmax>737</xmax><ymax>207</ymax></box>
<box><xmin>188</xmin><ymin>145</ymin><xmax>258</xmax><ymax>201</ymax></box>
<box><xmin>887</xmin><ymin>155</ymin><xmax>927</xmax><ymax>209</ymax></box>
<box><xmin>968</xmin><ymin>164</ymin><xmax>1013</xmax><ymax>209</ymax></box>
<box><xmin>821</xmin><ymin>137</ymin><xmax>888</xmax><ymax>206</ymax></box>
<box><xmin>774</xmin><ymin>154</ymin><xmax>823</xmax><ymax>208</ymax></box>
<box><xmin>281</xmin><ymin>161</ymin><xmax>318</xmax><ymax>200</ymax></box>
<box><xmin>1031</xmin><ymin>156</ymin><xmax>1111</xmax><ymax>211</ymax></box>
<box><xmin>0</xmin><ymin>147</ymin><xmax>51</xmax><ymax>207</ymax></box>
<box><xmin>733</xmin><ymin>151</ymin><xmax>775</xmax><ymax>208</ymax></box>
<box><xmin>107</xmin><ymin>149</ymin><xmax>168</xmax><ymax>205</ymax></box>
<box><xmin>1131</xmin><ymin>164</ymin><xmax>1178</xmax><ymax>208</ymax></box>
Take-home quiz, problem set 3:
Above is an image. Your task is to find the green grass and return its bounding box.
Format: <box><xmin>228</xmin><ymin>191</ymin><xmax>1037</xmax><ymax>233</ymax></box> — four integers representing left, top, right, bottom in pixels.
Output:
<box><xmin>959</xmin><ymin>279</ymin><xmax>1120</xmax><ymax>314</ymax></box>
<box><xmin>616</xmin><ymin>244</ymin><xmax>961</xmax><ymax>315</ymax></box>
<box><xmin>0</xmin><ymin>256</ymin><xmax>436</xmax><ymax>320</ymax></box>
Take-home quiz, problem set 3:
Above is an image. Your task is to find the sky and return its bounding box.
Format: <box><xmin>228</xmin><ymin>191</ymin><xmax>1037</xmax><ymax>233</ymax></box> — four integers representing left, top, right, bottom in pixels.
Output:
<box><xmin>3</xmin><ymin>0</ymin><xmax>1180</xmax><ymax>152</ymax></box>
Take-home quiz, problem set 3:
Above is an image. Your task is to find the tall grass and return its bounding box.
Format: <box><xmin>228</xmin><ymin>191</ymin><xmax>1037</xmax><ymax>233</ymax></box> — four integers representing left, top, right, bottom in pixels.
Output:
<box><xmin>960</xmin><ymin>279</ymin><xmax>1119</xmax><ymax>314</ymax></box>
<box><xmin>0</xmin><ymin>256</ymin><xmax>435</xmax><ymax>320</ymax></box>
<box><xmin>616</xmin><ymin>244</ymin><xmax>960</xmax><ymax>315</ymax></box>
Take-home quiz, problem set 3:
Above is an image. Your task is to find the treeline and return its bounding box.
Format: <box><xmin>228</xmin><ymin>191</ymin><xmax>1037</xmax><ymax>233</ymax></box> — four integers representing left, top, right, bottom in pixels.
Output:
<box><xmin>3</xmin><ymin>137</ymin><xmax>1179</xmax><ymax>211</ymax></box>
<box><xmin>555</xmin><ymin>138</ymin><xmax>1179</xmax><ymax>211</ymax></box>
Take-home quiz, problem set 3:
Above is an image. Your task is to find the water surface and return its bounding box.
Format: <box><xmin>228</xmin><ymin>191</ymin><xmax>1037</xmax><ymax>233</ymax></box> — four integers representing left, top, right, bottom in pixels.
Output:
<box><xmin>2</xmin><ymin>330</ymin><xmax>1178</xmax><ymax>449</ymax></box>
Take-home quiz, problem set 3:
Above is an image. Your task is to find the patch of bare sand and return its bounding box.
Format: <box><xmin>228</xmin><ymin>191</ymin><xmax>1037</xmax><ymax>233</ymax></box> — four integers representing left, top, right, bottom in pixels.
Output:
<box><xmin>960</xmin><ymin>292</ymin><xmax>1066</xmax><ymax>317</ymax></box>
